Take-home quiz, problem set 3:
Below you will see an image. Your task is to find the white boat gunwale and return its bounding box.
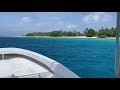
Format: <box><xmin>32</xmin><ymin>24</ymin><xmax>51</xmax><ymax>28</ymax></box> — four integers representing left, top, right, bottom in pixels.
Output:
<box><xmin>0</xmin><ymin>48</ymin><xmax>79</xmax><ymax>78</ymax></box>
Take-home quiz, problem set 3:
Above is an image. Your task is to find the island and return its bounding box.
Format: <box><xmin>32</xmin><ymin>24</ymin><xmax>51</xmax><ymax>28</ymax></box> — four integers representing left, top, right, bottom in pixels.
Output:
<box><xmin>25</xmin><ymin>27</ymin><xmax>116</xmax><ymax>39</ymax></box>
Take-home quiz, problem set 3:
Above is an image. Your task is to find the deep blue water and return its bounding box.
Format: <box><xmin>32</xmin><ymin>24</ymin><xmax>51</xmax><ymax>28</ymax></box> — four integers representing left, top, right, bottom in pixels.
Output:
<box><xmin>0</xmin><ymin>37</ymin><xmax>116</xmax><ymax>78</ymax></box>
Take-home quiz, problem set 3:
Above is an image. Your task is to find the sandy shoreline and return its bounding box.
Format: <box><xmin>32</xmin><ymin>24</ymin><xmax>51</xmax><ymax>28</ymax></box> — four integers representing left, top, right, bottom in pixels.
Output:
<box><xmin>17</xmin><ymin>36</ymin><xmax>98</xmax><ymax>38</ymax></box>
<box><xmin>13</xmin><ymin>36</ymin><xmax>116</xmax><ymax>40</ymax></box>
<box><xmin>61</xmin><ymin>36</ymin><xmax>98</xmax><ymax>38</ymax></box>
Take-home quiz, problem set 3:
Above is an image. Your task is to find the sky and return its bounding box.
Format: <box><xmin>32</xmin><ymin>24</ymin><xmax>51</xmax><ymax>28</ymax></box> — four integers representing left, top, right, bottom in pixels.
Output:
<box><xmin>0</xmin><ymin>12</ymin><xmax>117</xmax><ymax>36</ymax></box>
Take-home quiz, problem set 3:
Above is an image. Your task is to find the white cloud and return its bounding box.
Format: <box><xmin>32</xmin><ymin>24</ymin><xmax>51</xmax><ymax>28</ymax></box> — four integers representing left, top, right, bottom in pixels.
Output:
<box><xmin>82</xmin><ymin>12</ymin><xmax>112</xmax><ymax>23</ymax></box>
<box><xmin>52</xmin><ymin>21</ymin><xmax>64</xmax><ymax>30</ymax></box>
<box><xmin>20</xmin><ymin>17</ymin><xmax>32</xmax><ymax>24</ymax></box>
<box><xmin>57</xmin><ymin>21</ymin><xmax>64</xmax><ymax>26</ymax></box>
<box><xmin>66</xmin><ymin>24</ymin><xmax>78</xmax><ymax>29</ymax></box>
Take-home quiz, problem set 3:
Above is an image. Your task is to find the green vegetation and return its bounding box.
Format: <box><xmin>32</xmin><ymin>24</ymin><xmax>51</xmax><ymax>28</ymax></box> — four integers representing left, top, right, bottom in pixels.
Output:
<box><xmin>26</xmin><ymin>27</ymin><xmax>116</xmax><ymax>38</ymax></box>
<box><xmin>26</xmin><ymin>30</ymin><xmax>84</xmax><ymax>37</ymax></box>
<box><xmin>84</xmin><ymin>28</ymin><xmax>96</xmax><ymax>37</ymax></box>
<box><xmin>26</xmin><ymin>32</ymin><xmax>50</xmax><ymax>36</ymax></box>
<box><xmin>97</xmin><ymin>27</ymin><xmax>116</xmax><ymax>38</ymax></box>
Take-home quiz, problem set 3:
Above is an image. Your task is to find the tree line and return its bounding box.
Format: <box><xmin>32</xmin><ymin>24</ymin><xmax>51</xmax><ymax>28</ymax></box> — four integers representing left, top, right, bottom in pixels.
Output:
<box><xmin>26</xmin><ymin>30</ymin><xmax>85</xmax><ymax>37</ymax></box>
<box><xmin>26</xmin><ymin>27</ymin><xmax>116</xmax><ymax>38</ymax></box>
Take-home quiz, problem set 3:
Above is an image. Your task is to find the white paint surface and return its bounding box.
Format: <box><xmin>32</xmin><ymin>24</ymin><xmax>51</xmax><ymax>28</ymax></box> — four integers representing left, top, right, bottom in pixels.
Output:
<box><xmin>0</xmin><ymin>58</ymin><xmax>49</xmax><ymax>77</ymax></box>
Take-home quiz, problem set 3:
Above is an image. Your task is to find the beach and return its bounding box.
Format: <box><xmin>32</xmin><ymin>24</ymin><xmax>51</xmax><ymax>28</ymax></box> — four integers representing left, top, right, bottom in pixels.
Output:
<box><xmin>15</xmin><ymin>36</ymin><xmax>117</xmax><ymax>40</ymax></box>
<box><xmin>61</xmin><ymin>36</ymin><xmax>98</xmax><ymax>38</ymax></box>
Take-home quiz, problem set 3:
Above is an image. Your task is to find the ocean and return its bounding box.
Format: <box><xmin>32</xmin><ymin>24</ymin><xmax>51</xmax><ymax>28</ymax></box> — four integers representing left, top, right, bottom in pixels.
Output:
<box><xmin>0</xmin><ymin>37</ymin><xmax>116</xmax><ymax>78</ymax></box>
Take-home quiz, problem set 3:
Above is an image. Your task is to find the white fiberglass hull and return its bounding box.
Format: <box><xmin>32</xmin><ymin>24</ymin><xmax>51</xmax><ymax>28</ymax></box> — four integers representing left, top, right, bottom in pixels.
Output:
<box><xmin>0</xmin><ymin>48</ymin><xmax>79</xmax><ymax>78</ymax></box>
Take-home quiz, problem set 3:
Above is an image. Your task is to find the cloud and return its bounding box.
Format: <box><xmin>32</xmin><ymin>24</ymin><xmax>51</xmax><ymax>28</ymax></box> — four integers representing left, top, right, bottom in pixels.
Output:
<box><xmin>52</xmin><ymin>21</ymin><xmax>64</xmax><ymax>30</ymax></box>
<box><xmin>20</xmin><ymin>17</ymin><xmax>32</xmax><ymax>24</ymax></box>
<box><xmin>0</xmin><ymin>12</ymin><xmax>115</xmax><ymax>36</ymax></box>
<box><xmin>66</xmin><ymin>24</ymin><xmax>78</xmax><ymax>29</ymax></box>
<box><xmin>82</xmin><ymin>12</ymin><xmax>112</xmax><ymax>23</ymax></box>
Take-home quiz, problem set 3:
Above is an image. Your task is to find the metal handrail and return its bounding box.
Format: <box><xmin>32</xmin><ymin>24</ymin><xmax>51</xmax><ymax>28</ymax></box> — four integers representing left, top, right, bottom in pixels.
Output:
<box><xmin>115</xmin><ymin>12</ymin><xmax>120</xmax><ymax>78</ymax></box>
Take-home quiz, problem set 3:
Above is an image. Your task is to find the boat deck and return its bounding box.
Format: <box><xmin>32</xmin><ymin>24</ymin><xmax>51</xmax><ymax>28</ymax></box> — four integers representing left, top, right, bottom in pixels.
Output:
<box><xmin>0</xmin><ymin>57</ymin><xmax>50</xmax><ymax>77</ymax></box>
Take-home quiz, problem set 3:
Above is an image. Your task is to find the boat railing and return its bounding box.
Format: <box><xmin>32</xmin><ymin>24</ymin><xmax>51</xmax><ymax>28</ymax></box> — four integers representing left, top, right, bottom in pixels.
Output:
<box><xmin>1</xmin><ymin>72</ymin><xmax>52</xmax><ymax>78</ymax></box>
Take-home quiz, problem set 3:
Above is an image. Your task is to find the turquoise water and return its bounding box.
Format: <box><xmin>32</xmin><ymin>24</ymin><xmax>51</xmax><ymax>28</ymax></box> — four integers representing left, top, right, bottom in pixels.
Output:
<box><xmin>0</xmin><ymin>37</ymin><xmax>116</xmax><ymax>78</ymax></box>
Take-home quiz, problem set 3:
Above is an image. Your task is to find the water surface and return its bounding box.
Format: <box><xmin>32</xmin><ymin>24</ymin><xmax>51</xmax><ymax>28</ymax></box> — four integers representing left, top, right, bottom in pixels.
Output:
<box><xmin>0</xmin><ymin>37</ymin><xmax>116</xmax><ymax>78</ymax></box>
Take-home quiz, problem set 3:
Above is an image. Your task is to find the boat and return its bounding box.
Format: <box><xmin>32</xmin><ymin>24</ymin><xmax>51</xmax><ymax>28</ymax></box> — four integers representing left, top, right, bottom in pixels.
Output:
<box><xmin>0</xmin><ymin>48</ymin><xmax>79</xmax><ymax>78</ymax></box>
